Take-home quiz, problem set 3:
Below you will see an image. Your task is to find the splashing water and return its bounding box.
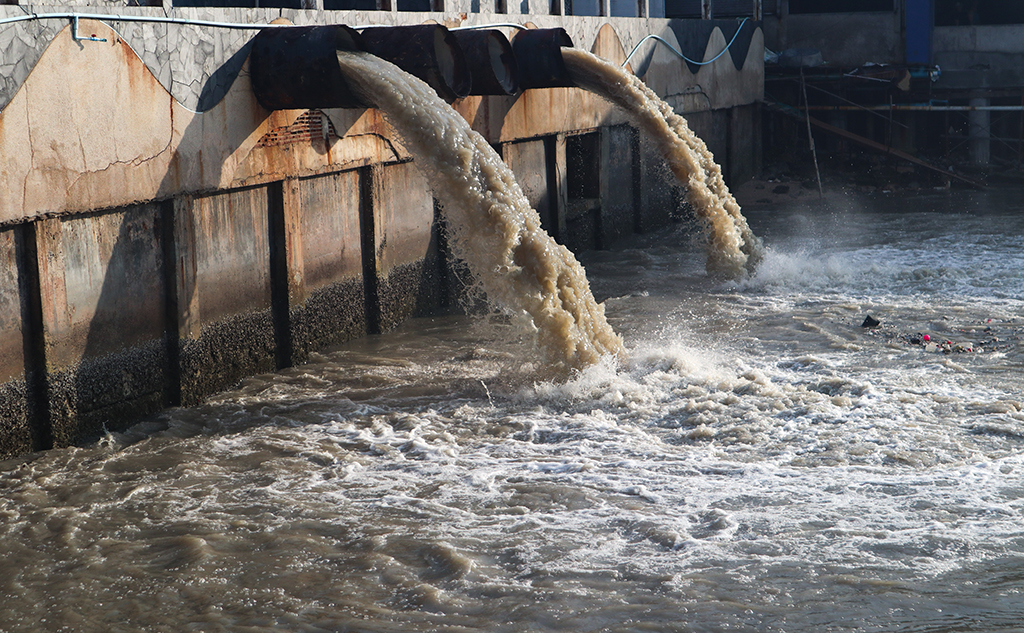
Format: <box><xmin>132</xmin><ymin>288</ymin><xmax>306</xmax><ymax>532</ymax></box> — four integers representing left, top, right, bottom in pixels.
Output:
<box><xmin>562</xmin><ymin>48</ymin><xmax>764</xmax><ymax>278</ymax></box>
<box><xmin>335</xmin><ymin>51</ymin><xmax>624</xmax><ymax>374</ymax></box>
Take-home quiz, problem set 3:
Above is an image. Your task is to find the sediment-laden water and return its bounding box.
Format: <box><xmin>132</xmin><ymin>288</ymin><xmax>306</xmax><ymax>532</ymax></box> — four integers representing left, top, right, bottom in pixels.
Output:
<box><xmin>562</xmin><ymin>48</ymin><xmax>763</xmax><ymax>278</ymax></box>
<box><xmin>2</xmin><ymin>186</ymin><xmax>1022</xmax><ymax>632</ymax></box>
<box><xmin>336</xmin><ymin>51</ymin><xmax>624</xmax><ymax>374</ymax></box>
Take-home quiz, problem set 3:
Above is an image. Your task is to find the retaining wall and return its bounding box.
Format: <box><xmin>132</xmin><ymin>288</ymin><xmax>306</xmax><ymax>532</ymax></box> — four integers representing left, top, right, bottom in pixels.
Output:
<box><xmin>0</xmin><ymin>8</ymin><xmax>763</xmax><ymax>457</ymax></box>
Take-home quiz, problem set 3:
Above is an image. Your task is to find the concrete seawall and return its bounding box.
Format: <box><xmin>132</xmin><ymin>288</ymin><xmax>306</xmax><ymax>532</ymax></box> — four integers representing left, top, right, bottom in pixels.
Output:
<box><xmin>0</xmin><ymin>8</ymin><xmax>764</xmax><ymax>458</ymax></box>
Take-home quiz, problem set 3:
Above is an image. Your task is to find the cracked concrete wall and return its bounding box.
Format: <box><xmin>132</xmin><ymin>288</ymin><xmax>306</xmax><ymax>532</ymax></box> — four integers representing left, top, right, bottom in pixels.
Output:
<box><xmin>0</xmin><ymin>15</ymin><xmax>762</xmax><ymax>225</ymax></box>
<box><xmin>0</xmin><ymin>7</ymin><xmax>342</xmax><ymax>112</ymax></box>
<box><xmin>0</xmin><ymin>18</ymin><xmax>413</xmax><ymax>223</ymax></box>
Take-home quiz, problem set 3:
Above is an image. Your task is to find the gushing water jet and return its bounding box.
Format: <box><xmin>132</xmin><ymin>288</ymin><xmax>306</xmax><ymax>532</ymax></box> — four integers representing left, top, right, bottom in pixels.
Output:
<box><xmin>334</xmin><ymin>50</ymin><xmax>625</xmax><ymax>374</ymax></box>
<box><xmin>560</xmin><ymin>47</ymin><xmax>764</xmax><ymax>279</ymax></box>
<box><xmin>249</xmin><ymin>24</ymin><xmax>623</xmax><ymax>373</ymax></box>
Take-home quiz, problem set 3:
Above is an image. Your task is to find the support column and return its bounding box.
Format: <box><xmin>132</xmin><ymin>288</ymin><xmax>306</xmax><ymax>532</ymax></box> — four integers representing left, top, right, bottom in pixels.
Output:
<box><xmin>270</xmin><ymin>181</ymin><xmax>295</xmax><ymax>370</ymax></box>
<box><xmin>172</xmin><ymin>196</ymin><xmax>201</xmax><ymax>348</ymax></box>
<box><xmin>281</xmin><ymin>180</ymin><xmax>307</xmax><ymax>308</ymax></box>
<box><xmin>0</xmin><ymin>227</ymin><xmax>37</xmax><ymax>457</ymax></box>
<box><xmin>969</xmin><ymin>97</ymin><xmax>991</xmax><ymax>166</ymax></box>
<box><xmin>599</xmin><ymin>125</ymin><xmax>636</xmax><ymax>247</ymax></box>
<box><xmin>33</xmin><ymin>217</ymin><xmax>73</xmax><ymax>449</ymax></box>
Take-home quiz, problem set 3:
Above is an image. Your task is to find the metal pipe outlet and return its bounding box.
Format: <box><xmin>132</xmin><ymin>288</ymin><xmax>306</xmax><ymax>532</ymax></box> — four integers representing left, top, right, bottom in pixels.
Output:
<box><xmin>451</xmin><ymin>29</ymin><xmax>519</xmax><ymax>96</ymax></box>
<box><xmin>250</xmin><ymin>25</ymin><xmax>367</xmax><ymax>111</ymax></box>
<box><xmin>511</xmin><ymin>28</ymin><xmax>575</xmax><ymax>90</ymax></box>
<box><xmin>359</xmin><ymin>25</ymin><xmax>471</xmax><ymax>103</ymax></box>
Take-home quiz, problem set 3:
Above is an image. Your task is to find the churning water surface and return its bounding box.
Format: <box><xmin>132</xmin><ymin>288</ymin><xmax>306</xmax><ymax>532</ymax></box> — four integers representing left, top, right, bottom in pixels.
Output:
<box><xmin>2</xmin><ymin>187</ymin><xmax>1024</xmax><ymax>633</ymax></box>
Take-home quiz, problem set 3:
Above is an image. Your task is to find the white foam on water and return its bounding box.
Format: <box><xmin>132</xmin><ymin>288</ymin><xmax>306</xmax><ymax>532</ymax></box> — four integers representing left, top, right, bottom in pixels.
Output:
<box><xmin>2</xmin><ymin>299</ymin><xmax>1022</xmax><ymax>630</ymax></box>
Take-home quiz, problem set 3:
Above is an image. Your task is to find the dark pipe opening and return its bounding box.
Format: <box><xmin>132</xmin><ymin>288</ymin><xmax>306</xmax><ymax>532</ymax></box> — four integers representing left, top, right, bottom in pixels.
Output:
<box><xmin>360</xmin><ymin>25</ymin><xmax>472</xmax><ymax>103</ymax></box>
<box><xmin>250</xmin><ymin>25</ymin><xmax>368</xmax><ymax>111</ymax></box>
<box><xmin>451</xmin><ymin>29</ymin><xmax>520</xmax><ymax>96</ymax></box>
<box><xmin>511</xmin><ymin>28</ymin><xmax>575</xmax><ymax>90</ymax></box>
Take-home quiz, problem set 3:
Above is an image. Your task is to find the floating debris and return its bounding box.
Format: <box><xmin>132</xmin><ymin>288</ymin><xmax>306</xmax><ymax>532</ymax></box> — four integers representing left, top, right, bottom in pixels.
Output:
<box><xmin>861</xmin><ymin>315</ymin><xmax>881</xmax><ymax>328</ymax></box>
<box><xmin>860</xmin><ymin>316</ymin><xmax>1021</xmax><ymax>355</ymax></box>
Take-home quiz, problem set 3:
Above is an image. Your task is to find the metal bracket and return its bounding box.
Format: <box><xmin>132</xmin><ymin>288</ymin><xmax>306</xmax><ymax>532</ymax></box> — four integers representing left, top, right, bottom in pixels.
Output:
<box><xmin>72</xmin><ymin>15</ymin><xmax>107</xmax><ymax>43</ymax></box>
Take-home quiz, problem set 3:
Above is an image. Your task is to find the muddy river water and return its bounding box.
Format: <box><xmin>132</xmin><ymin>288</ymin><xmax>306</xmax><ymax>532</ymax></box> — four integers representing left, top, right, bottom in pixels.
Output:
<box><xmin>1</xmin><ymin>186</ymin><xmax>1022</xmax><ymax>632</ymax></box>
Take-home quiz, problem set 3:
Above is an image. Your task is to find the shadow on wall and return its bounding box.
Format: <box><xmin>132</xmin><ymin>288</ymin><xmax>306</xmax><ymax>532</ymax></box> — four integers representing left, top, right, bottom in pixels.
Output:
<box><xmin>53</xmin><ymin>40</ymin><xmax>275</xmax><ymax>446</ymax></box>
<box><xmin>49</xmin><ymin>206</ymin><xmax>171</xmax><ymax>447</ymax></box>
<box><xmin>197</xmin><ymin>40</ymin><xmax>254</xmax><ymax>113</ymax></box>
<box><xmin>60</xmin><ymin>33</ymin><xmax>448</xmax><ymax>446</ymax></box>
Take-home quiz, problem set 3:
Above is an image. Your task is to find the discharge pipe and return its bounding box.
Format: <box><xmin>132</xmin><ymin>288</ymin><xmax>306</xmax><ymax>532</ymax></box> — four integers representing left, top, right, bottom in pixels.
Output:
<box><xmin>250</xmin><ymin>23</ymin><xmax>473</xmax><ymax>109</ymax></box>
<box><xmin>451</xmin><ymin>29</ymin><xmax>519</xmax><ymax>96</ymax></box>
<box><xmin>511</xmin><ymin>28</ymin><xmax>575</xmax><ymax>90</ymax></box>
<box><xmin>250</xmin><ymin>24</ymin><xmax>367</xmax><ymax>110</ymax></box>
